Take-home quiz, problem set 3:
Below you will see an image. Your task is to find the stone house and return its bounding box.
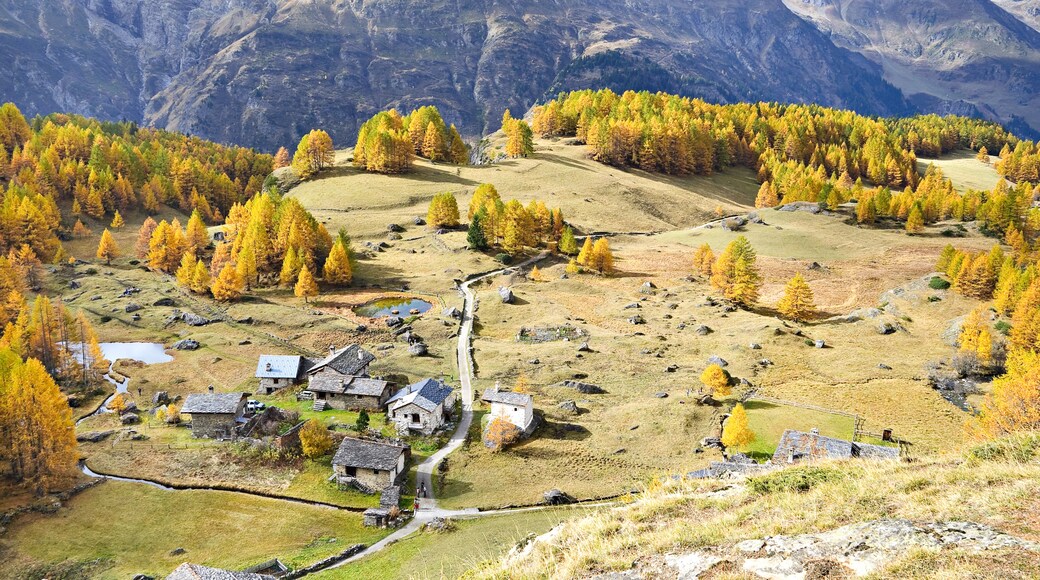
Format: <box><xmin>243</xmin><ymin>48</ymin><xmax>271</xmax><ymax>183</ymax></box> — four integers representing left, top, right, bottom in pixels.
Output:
<box><xmin>307</xmin><ymin>344</ymin><xmax>376</xmax><ymax>380</ymax></box>
<box><xmin>481</xmin><ymin>385</ymin><xmax>535</xmax><ymax>432</ymax></box>
<box><xmin>255</xmin><ymin>354</ymin><xmax>309</xmax><ymax>394</ymax></box>
<box><xmin>308</xmin><ymin>374</ymin><xmax>392</xmax><ymax>411</ymax></box>
<box><xmin>772</xmin><ymin>428</ymin><xmax>901</xmax><ymax>464</ymax></box>
<box><xmin>386</xmin><ymin>378</ymin><xmax>455</xmax><ymax>435</ymax></box>
<box><xmin>180</xmin><ymin>392</ymin><xmax>249</xmax><ymax>439</ymax></box>
<box><xmin>332</xmin><ymin>437</ymin><xmax>409</xmax><ymax>493</ymax></box>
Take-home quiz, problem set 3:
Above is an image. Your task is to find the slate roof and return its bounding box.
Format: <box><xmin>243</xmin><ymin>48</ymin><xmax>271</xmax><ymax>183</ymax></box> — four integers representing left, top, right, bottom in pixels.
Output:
<box><xmin>308</xmin><ymin>344</ymin><xmax>375</xmax><ymax>376</ymax></box>
<box><xmin>166</xmin><ymin>562</ymin><xmax>274</xmax><ymax>580</ymax></box>
<box><xmin>180</xmin><ymin>393</ymin><xmax>246</xmax><ymax>415</ymax></box>
<box><xmin>333</xmin><ymin>437</ymin><xmax>408</xmax><ymax>470</ymax></box>
<box><xmin>387</xmin><ymin>378</ymin><xmax>454</xmax><ymax>413</ymax></box>
<box><xmin>255</xmin><ymin>355</ymin><xmax>303</xmax><ymax>379</ymax></box>
<box><xmin>772</xmin><ymin>429</ymin><xmax>900</xmax><ymax>464</ymax></box>
<box><xmin>481</xmin><ymin>387</ymin><xmax>532</xmax><ymax>407</ymax></box>
<box><xmin>309</xmin><ymin>374</ymin><xmax>389</xmax><ymax>397</ymax></box>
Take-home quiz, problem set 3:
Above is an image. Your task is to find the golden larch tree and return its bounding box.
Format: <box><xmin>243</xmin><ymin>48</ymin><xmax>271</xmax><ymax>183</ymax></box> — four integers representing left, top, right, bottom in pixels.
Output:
<box><xmin>95</xmin><ymin>228</ymin><xmax>120</xmax><ymax>265</ymax></box>
<box><xmin>721</xmin><ymin>403</ymin><xmax>756</xmax><ymax>450</ymax></box>
<box><xmin>295</xmin><ymin>265</ymin><xmax>318</xmax><ymax>303</ymax></box>
<box><xmin>110</xmin><ymin>210</ymin><xmax>125</xmax><ymax>229</ymax></box>
<box><xmin>777</xmin><ymin>273</ymin><xmax>815</xmax><ymax>322</ymax></box>
<box><xmin>211</xmin><ymin>262</ymin><xmax>244</xmax><ymax>302</ymax></box>
<box><xmin>700</xmin><ymin>364</ymin><xmax>731</xmax><ymax>397</ymax></box>
<box><xmin>323</xmin><ymin>240</ymin><xmax>352</xmax><ymax>285</ymax></box>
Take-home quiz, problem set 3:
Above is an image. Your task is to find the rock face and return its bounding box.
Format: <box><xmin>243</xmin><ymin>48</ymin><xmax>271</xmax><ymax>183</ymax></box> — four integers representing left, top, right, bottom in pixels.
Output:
<box><xmin>654</xmin><ymin>519</ymin><xmax>1040</xmax><ymax>579</ymax></box>
<box><xmin>11</xmin><ymin>0</ymin><xmax>1039</xmax><ymax>154</ymax></box>
<box><xmin>180</xmin><ymin>313</ymin><xmax>210</xmax><ymax>327</ymax></box>
<box><xmin>171</xmin><ymin>339</ymin><xmax>200</xmax><ymax>351</ymax></box>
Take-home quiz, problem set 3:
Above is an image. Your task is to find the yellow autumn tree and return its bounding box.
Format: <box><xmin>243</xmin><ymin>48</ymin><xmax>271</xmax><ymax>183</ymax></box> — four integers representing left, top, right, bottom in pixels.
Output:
<box><xmin>468</xmin><ymin>183</ymin><xmax>500</xmax><ymax>219</ymax></box>
<box><xmin>905</xmin><ymin>203</ymin><xmax>924</xmax><ymax>234</ymax></box>
<box><xmin>576</xmin><ymin>237</ymin><xmax>595</xmax><ymax>268</ymax></box>
<box><xmin>427</xmin><ymin>192</ymin><xmax>461</xmax><ymax>227</ymax></box>
<box><xmin>700</xmin><ymin>364</ymin><xmax>731</xmax><ymax>397</ymax></box>
<box><xmin>175</xmin><ymin>251</ymin><xmax>197</xmax><ymax>288</ymax></box>
<box><xmin>754</xmin><ymin>181</ymin><xmax>779</xmax><ymax>208</ymax></box>
<box><xmin>323</xmin><ymin>240</ymin><xmax>352</xmax><ymax>285</ymax></box>
<box><xmin>273</xmin><ymin>147</ymin><xmax>290</xmax><ymax>169</ymax></box>
<box><xmin>300</xmin><ymin>419</ymin><xmax>334</xmax><ymax>458</ymax></box>
<box><xmin>721</xmin><ymin>403</ymin><xmax>756</xmax><ymax>450</ymax></box>
<box><xmin>295</xmin><ymin>265</ymin><xmax>318</xmax><ymax>303</ymax></box>
<box><xmin>693</xmin><ymin>244</ymin><xmax>714</xmax><ymax>276</ymax></box>
<box><xmin>110</xmin><ymin>210</ymin><xmax>125</xmax><ymax>229</ymax></box>
<box><xmin>711</xmin><ymin>236</ymin><xmax>760</xmax><ymax>307</ymax></box>
<box><xmin>777</xmin><ymin>273</ymin><xmax>815</xmax><ymax>322</ymax></box>
<box><xmin>185</xmin><ymin>209</ymin><xmax>208</xmax><ymax>253</ymax></box>
<box><xmin>211</xmin><ymin>262</ymin><xmax>244</xmax><ymax>302</ymax></box>
<box><xmin>191</xmin><ymin>259</ymin><xmax>211</xmax><ymax>294</ymax></box>
<box><xmin>968</xmin><ymin>348</ymin><xmax>1040</xmax><ymax>440</ymax></box>
<box><xmin>589</xmin><ymin>238</ymin><xmax>614</xmax><ymax>274</ymax></box>
<box><xmin>95</xmin><ymin>229</ymin><xmax>120</xmax><ymax>265</ymax></box>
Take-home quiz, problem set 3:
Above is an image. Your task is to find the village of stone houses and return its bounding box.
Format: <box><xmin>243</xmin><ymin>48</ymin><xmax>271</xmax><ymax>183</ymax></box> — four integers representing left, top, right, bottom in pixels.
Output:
<box><xmin>4</xmin><ymin>87</ymin><xmax>1040</xmax><ymax>578</ymax></box>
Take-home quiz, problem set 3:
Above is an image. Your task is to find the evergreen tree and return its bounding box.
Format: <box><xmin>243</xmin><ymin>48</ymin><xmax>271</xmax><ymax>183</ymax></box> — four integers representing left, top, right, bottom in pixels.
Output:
<box><xmin>777</xmin><ymin>273</ymin><xmax>815</xmax><ymax>322</ymax></box>
<box><xmin>323</xmin><ymin>240</ymin><xmax>352</xmax><ymax>285</ymax></box>
<box><xmin>273</xmin><ymin>147</ymin><xmax>291</xmax><ymax>169</ymax></box>
<box><xmin>906</xmin><ymin>203</ymin><xmax>925</xmax><ymax>234</ymax></box>
<box><xmin>427</xmin><ymin>192</ymin><xmax>461</xmax><ymax>227</ymax></box>
<box><xmin>191</xmin><ymin>259</ymin><xmax>211</xmax><ymax>294</ymax></box>
<box><xmin>693</xmin><ymin>244</ymin><xmax>715</xmax><ymax>276</ymax></box>
<box><xmin>95</xmin><ymin>229</ymin><xmax>120</xmax><ymax>265</ymax></box>
<box><xmin>467</xmin><ymin>212</ymin><xmax>488</xmax><ymax>250</ymax></box>
<box><xmin>559</xmin><ymin>226</ymin><xmax>578</xmax><ymax>255</ymax></box>
<box><xmin>590</xmin><ymin>238</ymin><xmax>614</xmax><ymax>274</ymax></box>
<box><xmin>448</xmin><ymin>125</ymin><xmax>468</xmax><ymax>164</ymax></box>
<box><xmin>211</xmin><ymin>262</ymin><xmax>244</xmax><ymax>302</ymax></box>
<box><xmin>175</xmin><ymin>252</ymin><xmax>196</xmax><ymax>288</ymax></box>
<box><xmin>185</xmin><ymin>209</ymin><xmax>208</xmax><ymax>252</ymax></box>
<box><xmin>576</xmin><ymin>237</ymin><xmax>595</xmax><ymax>267</ymax></box>
<box><xmin>295</xmin><ymin>265</ymin><xmax>318</xmax><ymax>303</ymax></box>
<box><xmin>110</xmin><ymin>210</ymin><xmax>125</xmax><ymax>229</ymax></box>
<box><xmin>754</xmin><ymin>181</ymin><xmax>779</xmax><ymax>208</ymax></box>
<box><xmin>135</xmin><ymin>217</ymin><xmax>158</xmax><ymax>259</ymax></box>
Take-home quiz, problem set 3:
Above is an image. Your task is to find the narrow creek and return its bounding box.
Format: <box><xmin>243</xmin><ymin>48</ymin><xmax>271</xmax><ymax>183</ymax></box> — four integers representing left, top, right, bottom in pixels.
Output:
<box><xmin>75</xmin><ymin>342</ymin><xmax>173</xmax><ymax>426</ymax></box>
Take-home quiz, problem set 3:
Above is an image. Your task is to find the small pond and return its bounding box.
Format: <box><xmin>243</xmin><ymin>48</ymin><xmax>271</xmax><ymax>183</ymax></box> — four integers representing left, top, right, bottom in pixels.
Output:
<box><xmin>98</xmin><ymin>342</ymin><xmax>173</xmax><ymax>365</ymax></box>
<box><xmin>354</xmin><ymin>297</ymin><xmax>433</xmax><ymax>318</ymax></box>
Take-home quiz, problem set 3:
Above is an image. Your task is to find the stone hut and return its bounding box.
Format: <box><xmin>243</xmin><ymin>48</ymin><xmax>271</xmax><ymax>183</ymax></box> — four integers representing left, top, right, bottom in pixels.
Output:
<box><xmin>255</xmin><ymin>354</ymin><xmax>309</xmax><ymax>395</ymax></box>
<box><xmin>481</xmin><ymin>385</ymin><xmax>535</xmax><ymax>432</ymax></box>
<box><xmin>180</xmin><ymin>392</ymin><xmax>249</xmax><ymax>439</ymax></box>
<box><xmin>386</xmin><ymin>378</ymin><xmax>456</xmax><ymax>435</ymax></box>
<box><xmin>308</xmin><ymin>374</ymin><xmax>392</xmax><ymax>411</ymax></box>
<box><xmin>772</xmin><ymin>428</ymin><xmax>901</xmax><ymax>464</ymax></box>
<box><xmin>332</xmin><ymin>437</ymin><xmax>409</xmax><ymax>493</ymax></box>
<box><xmin>306</xmin><ymin>345</ymin><xmax>378</xmax><ymax>410</ymax></box>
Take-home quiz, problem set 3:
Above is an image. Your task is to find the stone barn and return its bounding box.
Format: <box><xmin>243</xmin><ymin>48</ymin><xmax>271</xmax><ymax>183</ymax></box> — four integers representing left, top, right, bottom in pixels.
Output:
<box><xmin>180</xmin><ymin>392</ymin><xmax>249</xmax><ymax>439</ymax></box>
<box><xmin>772</xmin><ymin>428</ymin><xmax>901</xmax><ymax>464</ymax></box>
<box><xmin>386</xmin><ymin>378</ymin><xmax>456</xmax><ymax>435</ymax></box>
<box><xmin>255</xmin><ymin>355</ymin><xmax>309</xmax><ymax>395</ymax></box>
<box><xmin>332</xmin><ymin>437</ymin><xmax>409</xmax><ymax>493</ymax></box>
<box><xmin>482</xmin><ymin>385</ymin><xmax>535</xmax><ymax>432</ymax></box>
<box><xmin>309</xmin><ymin>374</ymin><xmax>392</xmax><ymax>411</ymax></box>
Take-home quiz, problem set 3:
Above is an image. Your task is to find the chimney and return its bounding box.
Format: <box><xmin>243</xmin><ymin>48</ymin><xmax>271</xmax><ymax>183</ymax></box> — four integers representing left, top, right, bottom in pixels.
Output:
<box><xmin>265</xmin><ymin>362</ymin><xmax>272</xmax><ymax>371</ymax></box>
<box><xmin>358</xmin><ymin>349</ymin><xmax>364</xmax><ymax>360</ymax></box>
<box><xmin>810</xmin><ymin>427</ymin><xmax>820</xmax><ymax>435</ymax></box>
<box><xmin>329</xmin><ymin>344</ymin><xmax>336</xmax><ymax>354</ymax></box>
<box><xmin>208</xmin><ymin>385</ymin><xmax>214</xmax><ymax>393</ymax></box>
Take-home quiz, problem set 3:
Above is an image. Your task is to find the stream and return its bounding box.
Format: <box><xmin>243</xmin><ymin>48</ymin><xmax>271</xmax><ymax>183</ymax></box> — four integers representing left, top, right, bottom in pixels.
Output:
<box><xmin>74</xmin><ymin>342</ymin><xmax>173</xmax><ymax>426</ymax></box>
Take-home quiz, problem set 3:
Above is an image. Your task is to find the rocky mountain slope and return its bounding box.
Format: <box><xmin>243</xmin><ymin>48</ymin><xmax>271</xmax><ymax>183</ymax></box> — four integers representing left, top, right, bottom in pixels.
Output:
<box><xmin>2</xmin><ymin>0</ymin><xmax>1039</xmax><ymax>151</ymax></box>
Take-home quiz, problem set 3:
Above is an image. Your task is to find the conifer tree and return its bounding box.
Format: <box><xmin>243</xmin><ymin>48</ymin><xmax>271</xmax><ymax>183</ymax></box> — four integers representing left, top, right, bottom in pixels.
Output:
<box><xmin>236</xmin><ymin>245</ymin><xmax>258</xmax><ymax>289</ymax></box>
<box><xmin>700</xmin><ymin>364</ymin><xmax>731</xmax><ymax>397</ymax></box>
<box><xmin>754</xmin><ymin>181</ymin><xmax>779</xmax><ymax>208</ymax></box>
<box><xmin>721</xmin><ymin>403</ymin><xmax>756</xmax><ymax>450</ymax></box>
<box><xmin>855</xmin><ymin>197</ymin><xmax>876</xmax><ymax>224</ymax></box>
<box><xmin>110</xmin><ymin>210</ymin><xmax>125</xmax><ymax>229</ymax></box>
<box><xmin>273</xmin><ymin>147</ymin><xmax>290</xmax><ymax>169</ymax></box>
<box><xmin>590</xmin><ymin>238</ymin><xmax>614</xmax><ymax>274</ymax></box>
<box><xmin>135</xmin><ymin>217</ymin><xmax>158</xmax><ymax>259</ymax></box>
<box><xmin>468</xmin><ymin>212</ymin><xmax>488</xmax><ymax>250</ymax></box>
<box><xmin>191</xmin><ymin>259</ymin><xmax>211</xmax><ymax>294</ymax></box>
<box><xmin>448</xmin><ymin>125</ymin><xmax>468</xmax><ymax>164</ymax></box>
<box><xmin>693</xmin><ymin>244</ymin><xmax>715</xmax><ymax>276</ymax></box>
<box><xmin>295</xmin><ymin>265</ymin><xmax>318</xmax><ymax>303</ymax></box>
<box><xmin>421</xmin><ymin>121</ymin><xmax>445</xmax><ymax>161</ymax></box>
<box><xmin>211</xmin><ymin>262</ymin><xmax>244</xmax><ymax>302</ymax></box>
<box><xmin>530</xmin><ymin>265</ymin><xmax>542</xmax><ymax>281</ymax></box>
<box><xmin>777</xmin><ymin>273</ymin><xmax>815</xmax><ymax>322</ymax></box>
<box><xmin>427</xmin><ymin>192</ymin><xmax>461</xmax><ymax>227</ymax></box>
<box><xmin>72</xmin><ymin>220</ymin><xmax>92</xmax><ymax>238</ymax></box>
<box><xmin>559</xmin><ymin>226</ymin><xmax>578</xmax><ymax>255</ymax></box>
<box><xmin>323</xmin><ymin>240</ymin><xmax>352</xmax><ymax>285</ymax></box>
<box><xmin>905</xmin><ymin>203</ymin><xmax>925</xmax><ymax>234</ymax></box>
<box><xmin>968</xmin><ymin>348</ymin><xmax>1040</xmax><ymax>440</ymax></box>
<box><xmin>185</xmin><ymin>209</ymin><xmax>208</xmax><ymax>252</ymax></box>
<box><xmin>566</xmin><ymin>258</ymin><xmax>580</xmax><ymax>274</ymax></box>
<box><xmin>712</xmin><ymin>236</ymin><xmax>760</xmax><ymax>307</ymax></box>
<box><xmin>468</xmin><ymin>183</ymin><xmax>500</xmax><ymax>220</ymax></box>
<box><xmin>576</xmin><ymin>237</ymin><xmax>595</xmax><ymax>267</ymax></box>
<box><xmin>175</xmin><ymin>252</ymin><xmax>196</xmax><ymax>288</ymax></box>
<box><xmin>936</xmin><ymin>244</ymin><xmax>958</xmax><ymax>272</ymax></box>
<box><xmin>95</xmin><ymin>229</ymin><xmax>120</xmax><ymax>265</ymax></box>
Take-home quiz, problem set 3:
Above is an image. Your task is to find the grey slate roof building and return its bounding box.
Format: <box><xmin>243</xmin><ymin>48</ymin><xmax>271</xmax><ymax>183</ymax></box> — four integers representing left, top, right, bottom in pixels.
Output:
<box><xmin>387</xmin><ymin>378</ymin><xmax>454</xmax><ymax>413</ymax></box>
<box><xmin>310</xmin><ymin>374</ymin><xmax>389</xmax><ymax>397</ymax></box>
<box><xmin>772</xmin><ymin>429</ymin><xmax>900</xmax><ymax>464</ymax></box>
<box><xmin>308</xmin><ymin>344</ymin><xmax>375</xmax><ymax>377</ymax></box>
<box><xmin>481</xmin><ymin>387</ymin><xmax>532</xmax><ymax>407</ymax></box>
<box><xmin>333</xmin><ymin>437</ymin><xmax>409</xmax><ymax>471</ymax></box>
<box><xmin>255</xmin><ymin>355</ymin><xmax>304</xmax><ymax>379</ymax></box>
<box><xmin>180</xmin><ymin>393</ymin><xmax>249</xmax><ymax>415</ymax></box>
<box><xmin>165</xmin><ymin>562</ymin><xmax>274</xmax><ymax>580</ymax></box>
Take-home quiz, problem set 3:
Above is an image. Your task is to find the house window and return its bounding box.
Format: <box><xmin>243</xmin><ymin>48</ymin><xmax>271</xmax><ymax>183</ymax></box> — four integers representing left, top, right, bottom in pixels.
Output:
<box><xmin>345</xmin><ymin>466</ymin><xmax>357</xmax><ymax>476</ymax></box>
<box><xmin>411</xmin><ymin>413</ymin><xmax>420</xmax><ymax>424</ymax></box>
<box><xmin>514</xmin><ymin>407</ymin><xmax>518</xmax><ymax>412</ymax></box>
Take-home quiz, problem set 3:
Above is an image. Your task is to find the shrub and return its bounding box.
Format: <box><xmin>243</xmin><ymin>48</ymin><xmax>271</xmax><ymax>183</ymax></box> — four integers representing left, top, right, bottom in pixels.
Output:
<box><xmin>747</xmin><ymin>465</ymin><xmax>849</xmax><ymax>494</ymax></box>
<box><xmin>484</xmin><ymin>417</ymin><xmax>522</xmax><ymax>452</ymax></box>
<box><xmin>300</xmin><ymin>419</ymin><xmax>335</xmax><ymax>458</ymax></box>
<box><xmin>967</xmin><ymin>433</ymin><xmax>1040</xmax><ymax>463</ymax></box>
<box><xmin>928</xmin><ymin>276</ymin><xmax>951</xmax><ymax>290</ymax></box>
<box><xmin>927</xmin><ymin>296</ymin><xmax>941</xmax><ymax>303</ymax></box>
<box><xmin>995</xmin><ymin>321</ymin><xmax>1011</xmax><ymax>335</ymax></box>
<box><xmin>494</xmin><ymin>253</ymin><xmax>513</xmax><ymax>265</ymax></box>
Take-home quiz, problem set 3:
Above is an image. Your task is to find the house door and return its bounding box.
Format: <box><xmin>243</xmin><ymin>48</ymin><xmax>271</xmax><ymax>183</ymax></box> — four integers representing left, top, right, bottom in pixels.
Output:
<box><xmin>345</xmin><ymin>466</ymin><xmax>357</xmax><ymax>476</ymax></box>
<box><xmin>411</xmin><ymin>413</ymin><xmax>420</xmax><ymax>424</ymax></box>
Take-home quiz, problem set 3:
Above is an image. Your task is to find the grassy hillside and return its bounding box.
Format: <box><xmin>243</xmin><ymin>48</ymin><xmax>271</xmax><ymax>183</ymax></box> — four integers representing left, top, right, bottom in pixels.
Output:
<box><xmin>918</xmin><ymin>151</ymin><xmax>1004</xmax><ymax>192</ymax></box>
<box><xmin>470</xmin><ymin>434</ymin><xmax>1040</xmax><ymax>578</ymax></box>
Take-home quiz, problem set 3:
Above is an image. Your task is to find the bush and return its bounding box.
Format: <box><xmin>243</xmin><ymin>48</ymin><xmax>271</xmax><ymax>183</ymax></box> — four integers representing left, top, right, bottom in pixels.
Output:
<box><xmin>927</xmin><ymin>296</ymin><xmax>941</xmax><ymax>303</ymax></box>
<box><xmin>747</xmin><ymin>465</ymin><xmax>849</xmax><ymax>494</ymax></box>
<box><xmin>494</xmin><ymin>253</ymin><xmax>513</xmax><ymax>265</ymax></box>
<box><xmin>928</xmin><ymin>276</ymin><xmax>951</xmax><ymax>290</ymax></box>
<box><xmin>995</xmin><ymin>321</ymin><xmax>1011</xmax><ymax>336</ymax></box>
<box><xmin>967</xmin><ymin>433</ymin><xmax>1040</xmax><ymax>463</ymax></box>
<box><xmin>85</xmin><ymin>267</ymin><xmax>98</xmax><ymax>275</ymax></box>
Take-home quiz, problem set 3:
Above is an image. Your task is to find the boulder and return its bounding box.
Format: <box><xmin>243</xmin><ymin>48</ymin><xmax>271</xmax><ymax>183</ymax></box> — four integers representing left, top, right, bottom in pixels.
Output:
<box><xmin>655</xmin><ymin>392</ymin><xmax>669</xmax><ymax>398</ymax></box>
<box><xmin>120</xmin><ymin>413</ymin><xmax>140</xmax><ymax>425</ymax></box>
<box><xmin>413</xmin><ymin>216</ymin><xmax>426</xmax><ymax>226</ymax></box>
<box><xmin>386</xmin><ymin>316</ymin><xmax>404</xmax><ymax>328</ymax></box>
<box><xmin>639</xmin><ymin>281</ymin><xmax>657</xmax><ymax>294</ymax></box>
<box><xmin>628</xmin><ymin>315</ymin><xmax>646</xmax><ymax>325</ymax></box>
<box><xmin>153</xmin><ymin>297</ymin><xmax>176</xmax><ymax>307</ymax></box>
<box><xmin>707</xmin><ymin>355</ymin><xmax>728</xmax><ymax>367</ymax></box>
<box><xmin>169</xmin><ymin>548</ymin><xmax>186</xmax><ymax>556</ymax></box>
<box><xmin>577</xmin><ymin>342</ymin><xmax>592</xmax><ymax>352</ymax></box>
<box><xmin>877</xmin><ymin>322</ymin><xmax>899</xmax><ymax>335</ymax></box>
<box><xmin>499</xmin><ymin>287</ymin><xmax>514</xmax><ymax>304</ymax></box>
<box><xmin>152</xmin><ymin>391</ymin><xmax>170</xmax><ymax>405</ymax></box>
<box><xmin>666</xmin><ymin>365</ymin><xmax>679</xmax><ymax>373</ymax></box>
<box><xmin>543</xmin><ymin>489</ymin><xmax>574</xmax><ymax>505</ymax></box>
<box><xmin>180</xmin><ymin>312</ymin><xmax>210</xmax><ymax>326</ymax></box>
<box><xmin>814</xmin><ymin>339</ymin><xmax>826</xmax><ymax>349</ymax></box>
<box><xmin>171</xmin><ymin>339</ymin><xmax>200</xmax><ymax>351</ymax></box>
<box><xmin>623</xmin><ymin>302</ymin><xmax>641</xmax><ymax>309</ymax></box>
<box><xmin>562</xmin><ymin>380</ymin><xmax>606</xmax><ymax>395</ymax></box>
<box><xmin>76</xmin><ymin>430</ymin><xmax>116</xmax><ymax>443</ymax></box>
<box><xmin>694</xmin><ymin>325</ymin><xmax>712</xmax><ymax>336</ymax></box>
<box><xmin>387</xmin><ymin>232</ymin><xmax>402</xmax><ymax>241</ymax></box>
<box><xmin>749</xmin><ymin>343</ymin><xmax>762</xmax><ymax>350</ymax></box>
<box><xmin>408</xmin><ymin>342</ymin><xmax>428</xmax><ymax>356</ymax></box>
<box><xmin>557</xmin><ymin>400</ymin><xmax>580</xmax><ymax>415</ymax></box>
<box><xmin>878</xmin><ymin>363</ymin><xmax>893</xmax><ymax>370</ymax></box>
<box><xmin>69</xmin><ymin>280</ymin><xmax>81</xmax><ymax>289</ymax></box>
<box><xmin>443</xmin><ymin>306</ymin><xmax>462</xmax><ymax>319</ymax></box>
<box><xmin>386</xmin><ymin>223</ymin><xmax>404</xmax><ymax>233</ymax></box>
<box><xmin>125</xmin><ymin>303</ymin><xmax>143</xmax><ymax>313</ymax></box>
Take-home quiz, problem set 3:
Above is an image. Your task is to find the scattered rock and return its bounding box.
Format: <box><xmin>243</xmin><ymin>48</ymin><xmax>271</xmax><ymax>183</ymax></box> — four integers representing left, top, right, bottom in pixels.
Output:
<box><xmin>387</xmin><ymin>232</ymin><xmax>402</xmax><ymax>241</ymax></box>
<box><xmin>694</xmin><ymin>325</ymin><xmax>712</xmax><ymax>336</ymax></box>
<box><xmin>125</xmin><ymin>303</ymin><xmax>143</xmax><ymax>313</ymax></box>
<box><xmin>528</xmin><ymin>358</ymin><xmax>540</xmax><ymax>365</ymax></box>
<box><xmin>120</xmin><ymin>413</ymin><xmax>140</xmax><ymax>425</ymax></box>
<box><xmin>700</xmin><ymin>437</ymin><xmax>723</xmax><ymax>449</ymax></box>
<box><xmin>386</xmin><ymin>316</ymin><xmax>404</xmax><ymax>328</ymax></box>
<box><xmin>877</xmin><ymin>321</ymin><xmax>899</xmax><ymax>335</ymax></box>
<box><xmin>655</xmin><ymin>392</ymin><xmax>669</xmax><ymax>398</ymax></box>
<box><xmin>623</xmin><ymin>302</ymin><xmax>641</xmax><ymax>309</ymax></box>
<box><xmin>443</xmin><ymin>306</ymin><xmax>462</xmax><ymax>319</ymax></box>
<box><xmin>77</xmin><ymin>430</ymin><xmax>116</xmax><ymax>443</ymax></box>
<box><xmin>666</xmin><ymin>365</ymin><xmax>679</xmax><ymax>373</ymax></box>
<box><xmin>238</xmin><ymin>339</ymin><xmax>251</xmax><ymax>345</ymax></box>
<box><xmin>749</xmin><ymin>343</ymin><xmax>761</xmax><ymax>350</ymax></box>
<box><xmin>758</xmin><ymin>358</ymin><xmax>774</xmax><ymax>366</ymax></box>
<box><xmin>180</xmin><ymin>312</ymin><xmax>210</xmax><ymax>326</ymax></box>
<box><xmin>878</xmin><ymin>363</ymin><xmax>892</xmax><ymax>370</ymax></box>
<box><xmin>543</xmin><ymin>489</ymin><xmax>574</xmax><ymax>505</ymax></box>
<box><xmin>153</xmin><ymin>297</ymin><xmax>175</xmax><ymax>307</ymax></box>
<box><xmin>169</xmin><ymin>547</ymin><xmax>186</xmax><ymax>556</ymax></box>
<box><xmin>707</xmin><ymin>355</ymin><xmax>728</xmax><ymax>367</ymax></box>
<box><xmin>628</xmin><ymin>315</ymin><xmax>646</xmax><ymax>325</ymax></box>
<box><xmin>499</xmin><ymin>287</ymin><xmax>514</xmax><ymax>304</ymax></box>
<box><xmin>386</xmin><ymin>223</ymin><xmax>404</xmax><ymax>233</ymax></box>
<box><xmin>577</xmin><ymin>342</ymin><xmax>592</xmax><ymax>352</ymax></box>
<box><xmin>413</xmin><ymin>216</ymin><xmax>426</xmax><ymax>226</ymax></box>
<box><xmin>613</xmin><ymin>448</ymin><xmax>626</xmax><ymax>455</ymax></box>
<box><xmin>560</xmin><ymin>380</ymin><xmax>606</xmax><ymax>394</ymax></box>
<box><xmin>69</xmin><ymin>280</ymin><xmax>81</xmax><ymax>289</ymax></box>
<box><xmin>639</xmin><ymin>281</ymin><xmax>657</xmax><ymax>294</ymax></box>
<box><xmin>91</xmin><ymin>295</ymin><xmax>102</xmax><ymax>301</ymax></box>
<box><xmin>152</xmin><ymin>391</ymin><xmax>170</xmax><ymax>406</ymax></box>
<box><xmin>408</xmin><ymin>342</ymin><xmax>428</xmax><ymax>356</ymax></box>
<box><xmin>236</xmin><ymin>316</ymin><xmax>253</xmax><ymax>324</ymax></box>
<box><xmin>814</xmin><ymin>339</ymin><xmax>826</xmax><ymax>349</ymax></box>
<box><xmin>171</xmin><ymin>339</ymin><xmax>200</xmax><ymax>351</ymax></box>
<box><xmin>807</xmin><ymin>261</ymin><xmax>824</xmax><ymax>271</ymax></box>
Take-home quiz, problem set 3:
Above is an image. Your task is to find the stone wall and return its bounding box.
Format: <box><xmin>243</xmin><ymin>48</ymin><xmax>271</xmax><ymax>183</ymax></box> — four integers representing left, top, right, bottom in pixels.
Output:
<box><xmin>189</xmin><ymin>413</ymin><xmax>236</xmax><ymax>438</ymax></box>
<box><xmin>318</xmin><ymin>392</ymin><xmax>386</xmax><ymax>411</ymax></box>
